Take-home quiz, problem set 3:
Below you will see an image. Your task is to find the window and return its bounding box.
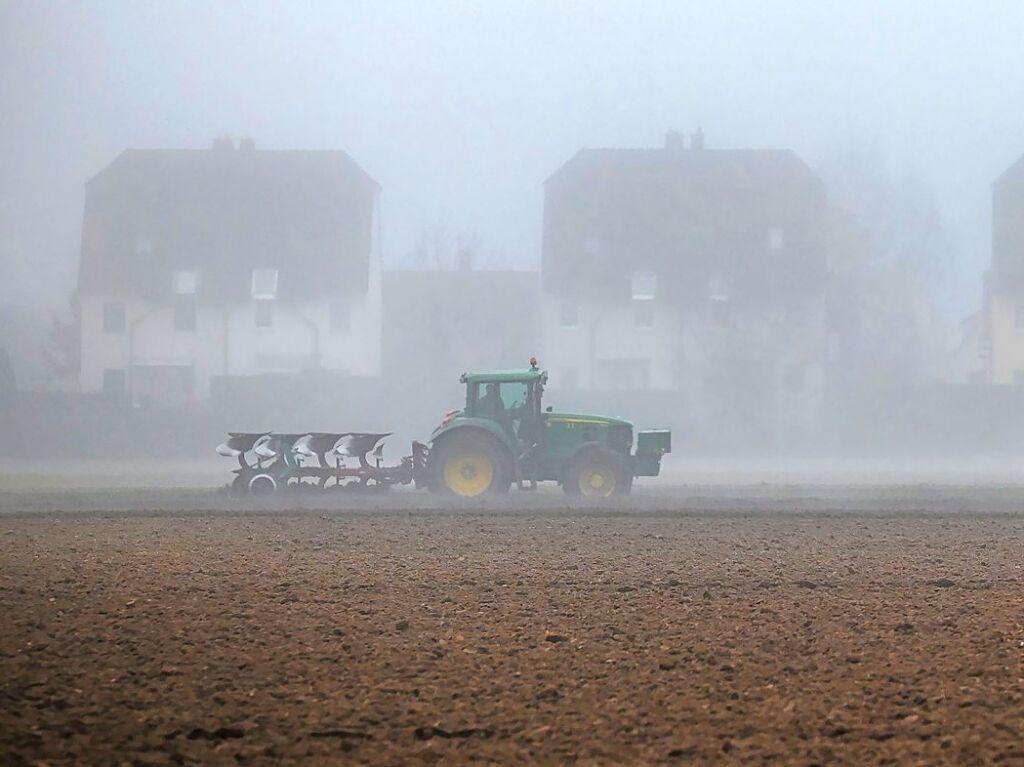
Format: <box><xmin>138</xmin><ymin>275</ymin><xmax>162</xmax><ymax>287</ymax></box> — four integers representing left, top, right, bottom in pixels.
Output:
<box><xmin>252</xmin><ymin>268</ymin><xmax>278</xmax><ymax>299</ymax></box>
<box><xmin>635</xmin><ymin>301</ymin><xmax>655</xmax><ymax>328</ymax></box>
<box><xmin>174</xmin><ymin>295</ymin><xmax>197</xmax><ymax>331</ymax></box>
<box><xmin>254</xmin><ymin>299</ymin><xmax>273</xmax><ymax>328</ymax></box>
<box><xmin>768</xmin><ymin>227</ymin><xmax>785</xmax><ymax>251</ymax></box>
<box><xmin>102</xmin><ymin>302</ymin><xmax>125</xmax><ymax>333</ymax></box>
<box><xmin>632</xmin><ymin>270</ymin><xmax>657</xmax><ymax>301</ymax></box>
<box><xmin>102</xmin><ymin>368</ymin><xmax>126</xmax><ymax>399</ymax></box>
<box><xmin>1015</xmin><ymin>305</ymin><xmax>1024</xmax><ymax>331</ymax></box>
<box><xmin>583</xmin><ymin>236</ymin><xmax>601</xmax><ymax>256</ymax></box>
<box><xmin>560</xmin><ymin>299</ymin><xmax>579</xmax><ymax>327</ymax></box>
<box><xmin>471</xmin><ymin>381</ymin><xmax>534</xmax><ymax>438</ymax></box>
<box><xmin>330</xmin><ymin>299</ymin><xmax>351</xmax><ymax>333</ymax></box>
<box><xmin>173</xmin><ymin>270</ymin><xmax>198</xmax><ymax>295</ymax></box>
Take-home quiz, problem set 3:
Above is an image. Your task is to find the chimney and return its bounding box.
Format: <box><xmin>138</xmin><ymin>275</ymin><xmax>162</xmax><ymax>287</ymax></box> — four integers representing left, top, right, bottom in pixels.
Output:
<box><xmin>211</xmin><ymin>136</ymin><xmax>235</xmax><ymax>152</ymax></box>
<box><xmin>691</xmin><ymin>127</ymin><xmax>705</xmax><ymax>151</ymax></box>
<box><xmin>664</xmin><ymin>129</ymin><xmax>685</xmax><ymax>153</ymax></box>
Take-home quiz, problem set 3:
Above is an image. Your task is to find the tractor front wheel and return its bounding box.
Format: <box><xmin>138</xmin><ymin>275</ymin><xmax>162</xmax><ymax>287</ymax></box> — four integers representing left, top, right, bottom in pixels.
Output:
<box><xmin>564</xmin><ymin>449</ymin><xmax>630</xmax><ymax>498</ymax></box>
<box><xmin>431</xmin><ymin>432</ymin><xmax>512</xmax><ymax>498</ymax></box>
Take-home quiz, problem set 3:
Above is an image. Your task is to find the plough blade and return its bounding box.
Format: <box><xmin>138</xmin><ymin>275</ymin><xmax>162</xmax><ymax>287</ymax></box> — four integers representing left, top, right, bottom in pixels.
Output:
<box><xmin>335</xmin><ymin>432</ymin><xmax>392</xmax><ymax>462</ymax></box>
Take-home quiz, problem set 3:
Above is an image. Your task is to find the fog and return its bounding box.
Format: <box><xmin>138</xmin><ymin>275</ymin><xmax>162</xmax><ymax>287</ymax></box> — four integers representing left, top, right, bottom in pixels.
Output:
<box><xmin>4</xmin><ymin>1</ymin><xmax>1024</xmax><ymax>304</ymax></box>
<box><xmin>2</xmin><ymin>0</ymin><xmax>1024</xmax><ymax>469</ymax></box>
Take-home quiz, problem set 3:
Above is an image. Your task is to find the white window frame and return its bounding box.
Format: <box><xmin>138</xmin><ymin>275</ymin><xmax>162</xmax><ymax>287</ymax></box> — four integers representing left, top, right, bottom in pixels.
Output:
<box><xmin>251</xmin><ymin>268</ymin><xmax>279</xmax><ymax>300</ymax></box>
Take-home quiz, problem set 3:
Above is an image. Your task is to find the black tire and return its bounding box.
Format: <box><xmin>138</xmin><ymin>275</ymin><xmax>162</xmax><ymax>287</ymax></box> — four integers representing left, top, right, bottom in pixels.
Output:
<box><xmin>563</xmin><ymin>448</ymin><xmax>631</xmax><ymax>497</ymax></box>
<box><xmin>430</xmin><ymin>431</ymin><xmax>513</xmax><ymax>497</ymax></box>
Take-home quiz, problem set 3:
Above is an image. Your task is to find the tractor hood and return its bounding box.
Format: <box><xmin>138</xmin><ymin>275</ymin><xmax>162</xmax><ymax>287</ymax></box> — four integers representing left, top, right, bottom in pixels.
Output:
<box><xmin>545</xmin><ymin>412</ymin><xmax>634</xmax><ymax>429</ymax></box>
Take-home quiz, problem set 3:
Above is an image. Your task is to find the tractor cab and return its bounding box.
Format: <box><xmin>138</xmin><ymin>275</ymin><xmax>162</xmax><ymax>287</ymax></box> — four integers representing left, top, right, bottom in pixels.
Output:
<box><xmin>460</xmin><ymin>363</ymin><xmax>547</xmax><ymax>446</ymax></box>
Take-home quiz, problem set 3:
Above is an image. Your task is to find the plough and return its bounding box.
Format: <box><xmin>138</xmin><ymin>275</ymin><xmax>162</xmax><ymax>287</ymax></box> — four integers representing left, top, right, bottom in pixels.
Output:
<box><xmin>219</xmin><ymin>360</ymin><xmax>671</xmax><ymax>498</ymax></box>
<box><xmin>217</xmin><ymin>431</ymin><xmax>428</xmax><ymax>495</ymax></box>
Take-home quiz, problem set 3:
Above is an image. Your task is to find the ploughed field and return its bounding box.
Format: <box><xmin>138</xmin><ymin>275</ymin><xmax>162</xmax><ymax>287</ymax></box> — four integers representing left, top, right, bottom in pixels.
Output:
<box><xmin>2</xmin><ymin>486</ymin><xmax>1024</xmax><ymax>765</ymax></box>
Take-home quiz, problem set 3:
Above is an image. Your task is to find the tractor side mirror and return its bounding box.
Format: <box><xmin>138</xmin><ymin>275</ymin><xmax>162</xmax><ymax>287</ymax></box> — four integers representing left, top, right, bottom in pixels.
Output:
<box><xmin>546</xmin><ymin>406</ymin><xmax>553</xmax><ymax>412</ymax></box>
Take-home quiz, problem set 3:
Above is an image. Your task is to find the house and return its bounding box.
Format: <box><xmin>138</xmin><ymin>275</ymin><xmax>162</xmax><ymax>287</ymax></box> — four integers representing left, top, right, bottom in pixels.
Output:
<box><xmin>77</xmin><ymin>138</ymin><xmax>381</xmax><ymax>406</ymax></box>
<box><xmin>973</xmin><ymin>155</ymin><xmax>1024</xmax><ymax>385</ymax></box>
<box><xmin>541</xmin><ymin>130</ymin><xmax>828</xmax><ymax>440</ymax></box>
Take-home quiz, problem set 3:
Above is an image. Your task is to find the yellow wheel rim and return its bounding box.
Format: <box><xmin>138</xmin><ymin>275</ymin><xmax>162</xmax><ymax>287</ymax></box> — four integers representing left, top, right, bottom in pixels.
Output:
<box><xmin>443</xmin><ymin>450</ymin><xmax>494</xmax><ymax>497</ymax></box>
<box><xmin>579</xmin><ymin>466</ymin><xmax>616</xmax><ymax>497</ymax></box>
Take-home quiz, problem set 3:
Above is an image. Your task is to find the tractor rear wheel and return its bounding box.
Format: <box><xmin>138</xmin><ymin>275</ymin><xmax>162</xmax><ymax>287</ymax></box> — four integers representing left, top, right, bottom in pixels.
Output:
<box><xmin>431</xmin><ymin>432</ymin><xmax>512</xmax><ymax>497</ymax></box>
<box><xmin>564</xmin><ymin>449</ymin><xmax>630</xmax><ymax>498</ymax></box>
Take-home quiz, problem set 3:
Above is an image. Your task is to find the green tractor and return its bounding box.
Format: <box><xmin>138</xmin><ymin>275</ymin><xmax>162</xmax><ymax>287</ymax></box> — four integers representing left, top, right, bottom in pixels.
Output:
<box><xmin>425</xmin><ymin>358</ymin><xmax>670</xmax><ymax>497</ymax></box>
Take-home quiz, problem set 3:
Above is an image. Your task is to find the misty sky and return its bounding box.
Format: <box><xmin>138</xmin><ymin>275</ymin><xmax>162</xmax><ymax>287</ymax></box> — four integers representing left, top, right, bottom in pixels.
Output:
<box><xmin>1</xmin><ymin>0</ymin><xmax>1022</xmax><ymax>314</ymax></box>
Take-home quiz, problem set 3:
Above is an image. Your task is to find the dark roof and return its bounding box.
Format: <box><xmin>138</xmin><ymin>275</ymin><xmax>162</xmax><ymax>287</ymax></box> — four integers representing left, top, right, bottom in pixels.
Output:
<box><xmin>78</xmin><ymin>147</ymin><xmax>379</xmax><ymax>301</ymax></box>
<box><xmin>546</xmin><ymin>146</ymin><xmax>820</xmax><ymax>189</ymax></box>
<box><xmin>542</xmin><ymin>145</ymin><xmax>826</xmax><ymax>304</ymax></box>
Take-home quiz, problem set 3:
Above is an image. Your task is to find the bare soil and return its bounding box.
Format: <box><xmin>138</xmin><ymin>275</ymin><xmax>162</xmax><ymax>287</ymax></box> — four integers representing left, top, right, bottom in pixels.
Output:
<box><xmin>2</xmin><ymin>486</ymin><xmax>1024</xmax><ymax>765</ymax></box>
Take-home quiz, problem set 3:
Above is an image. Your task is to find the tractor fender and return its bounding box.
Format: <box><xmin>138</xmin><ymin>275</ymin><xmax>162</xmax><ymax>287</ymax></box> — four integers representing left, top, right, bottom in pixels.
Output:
<box><xmin>430</xmin><ymin>419</ymin><xmax>518</xmax><ymax>476</ymax></box>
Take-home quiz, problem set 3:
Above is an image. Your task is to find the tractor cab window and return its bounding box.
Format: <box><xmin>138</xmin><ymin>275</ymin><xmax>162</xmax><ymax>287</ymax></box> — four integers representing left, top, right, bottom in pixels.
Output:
<box><xmin>471</xmin><ymin>381</ymin><xmax>540</xmax><ymax>441</ymax></box>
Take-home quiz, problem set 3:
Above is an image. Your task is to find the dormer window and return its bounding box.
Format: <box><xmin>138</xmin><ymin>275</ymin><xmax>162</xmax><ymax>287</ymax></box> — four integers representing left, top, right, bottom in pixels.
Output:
<box><xmin>251</xmin><ymin>268</ymin><xmax>278</xmax><ymax>299</ymax></box>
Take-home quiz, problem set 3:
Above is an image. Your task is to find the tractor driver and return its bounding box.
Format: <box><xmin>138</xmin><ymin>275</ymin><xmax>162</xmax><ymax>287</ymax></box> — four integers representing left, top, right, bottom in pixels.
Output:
<box><xmin>478</xmin><ymin>383</ymin><xmax>506</xmax><ymax>420</ymax></box>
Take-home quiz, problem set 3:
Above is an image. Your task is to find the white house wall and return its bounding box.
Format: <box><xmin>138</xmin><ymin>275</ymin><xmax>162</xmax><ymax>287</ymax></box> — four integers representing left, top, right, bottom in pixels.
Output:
<box><xmin>541</xmin><ymin>297</ymin><xmax>681</xmax><ymax>390</ymax></box>
<box><xmin>80</xmin><ymin>194</ymin><xmax>384</xmax><ymax>399</ymax></box>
